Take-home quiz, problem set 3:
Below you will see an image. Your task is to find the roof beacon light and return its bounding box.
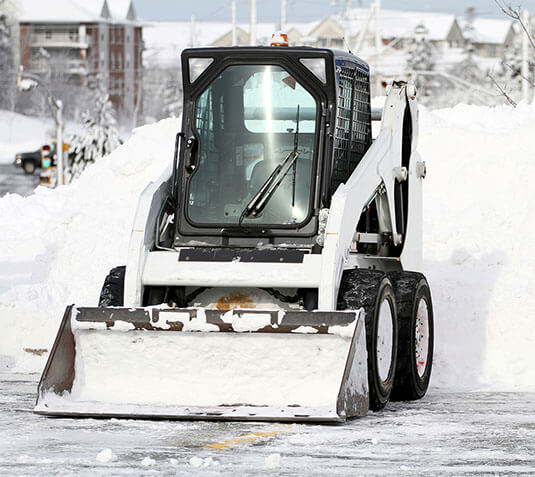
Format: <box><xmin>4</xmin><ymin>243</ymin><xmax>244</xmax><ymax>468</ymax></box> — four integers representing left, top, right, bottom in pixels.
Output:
<box><xmin>271</xmin><ymin>31</ymin><xmax>289</xmax><ymax>47</ymax></box>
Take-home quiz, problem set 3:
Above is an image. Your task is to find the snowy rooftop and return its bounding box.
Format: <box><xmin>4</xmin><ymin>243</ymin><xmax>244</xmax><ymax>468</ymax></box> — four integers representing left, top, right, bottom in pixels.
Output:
<box><xmin>458</xmin><ymin>18</ymin><xmax>514</xmax><ymax>45</ymax></box>
<box><xmin>335</xmin><ymin>8</ymin><xmax>459</xmax><ymax>41</ymax></box>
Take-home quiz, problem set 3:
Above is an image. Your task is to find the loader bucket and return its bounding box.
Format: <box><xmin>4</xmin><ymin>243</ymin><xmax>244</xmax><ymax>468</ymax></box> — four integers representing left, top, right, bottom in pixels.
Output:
<box><xmin>35</xmin><ymin>305</ymin><xmax>369</xmax><ymax>422</ymax></box>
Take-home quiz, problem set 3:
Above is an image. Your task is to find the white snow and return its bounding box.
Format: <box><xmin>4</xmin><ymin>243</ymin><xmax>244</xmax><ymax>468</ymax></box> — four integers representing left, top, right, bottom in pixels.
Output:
<box><xmin>0</xmin><ymin>111</ymin><xmax>52</xmax><ymax>164</ymax></box>
<box><xmin>189</xmin><ymin>456</ymin><xmax>219</xmax><ymax>468</ymax></box>
<box><xmin>1</xmin><ymin>101</ymin><xmax>535</xmax><ymax>394</ymax></box>
<box><xmin>0</xmin><ymin>117</ymin><xmax>180</xmax><ymax>372</ymax></box>
<box><xmin>0</xmin><ymin>111</ymin><xmax>83</xmax><ymax>164</ymax></box>
<box><xmin>95</xmin><ymin>448</ymin><xmax>114</xmax><ymax>463</ymax></box>
<box><xmin>291</xmin><ymin>326</ymin><xmax>318</xmax><ymax>334</ymax></box>
<box><xmin>264</xmin><ymin>453</ymin><xmax>281</xmax><ymax>469</ymax></box>
<box><xmin>140</xmin><ymin>456</ymin><xmax>155</xmax><ymax>467</ymax></box>
<box><xmin>67</xmin><ymin>330</ymin><xmax>352</xmax><ymax>408</ymax></box>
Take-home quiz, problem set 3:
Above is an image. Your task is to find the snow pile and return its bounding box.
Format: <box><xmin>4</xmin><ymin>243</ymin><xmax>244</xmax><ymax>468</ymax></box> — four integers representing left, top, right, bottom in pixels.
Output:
<box><xmin>95</xmin><ymin>448</ymin><xmax>114</xmax><ymax>463</ymax></box>
<box><xmin>264</xmin><ymin>453</ymin><xmax>281</xmax><ymax>469</ymax></box>
<box><xmin>0</xmin><ymin>118</ymin><xmax>180</xmax><ymax>372</ymax></box>
<box><xmin>1</xmin><ymin>102</ymin><xmax>535</xmax><ymax>393</ymax></box>
<box><xmin>189</xmin><ymin>456</ymin><xmax>219</xmax><ymax>468</ymax></box>
<box><xmin>420</xmin><ymin>102</ymin><xmax>535</xmax><ymax>391</ymax></box>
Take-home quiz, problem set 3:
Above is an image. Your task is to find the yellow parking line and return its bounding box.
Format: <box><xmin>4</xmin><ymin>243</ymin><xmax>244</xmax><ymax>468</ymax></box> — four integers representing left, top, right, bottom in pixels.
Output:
<box><xmin>202</xmin><ymin>429</ymin><xmax>286</xmax><ymax>450</ymax></box>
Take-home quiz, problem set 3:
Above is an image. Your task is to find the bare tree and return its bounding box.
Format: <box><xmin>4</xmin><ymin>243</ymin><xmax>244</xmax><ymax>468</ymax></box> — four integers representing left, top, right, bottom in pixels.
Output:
<box><xmin>491</xmin><ymin>1</ymin><xmax>534</xmax><ymax>105</ymax></box>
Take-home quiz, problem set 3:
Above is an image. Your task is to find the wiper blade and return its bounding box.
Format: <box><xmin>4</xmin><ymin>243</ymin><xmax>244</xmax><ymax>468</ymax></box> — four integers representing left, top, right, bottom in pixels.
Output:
<box><xmin>239</xmin><ymin>150</ymin><xmax>300</xmax><ymax>224</ymax></box>
<box><xmin>239</xmin><ymin>105</ymin><xmax>301</xmax><ymax>225</ymax></box>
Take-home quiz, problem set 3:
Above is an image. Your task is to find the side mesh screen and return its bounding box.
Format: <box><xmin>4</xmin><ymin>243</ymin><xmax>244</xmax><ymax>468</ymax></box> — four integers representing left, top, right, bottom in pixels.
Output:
<box><xmin>330</xmin><ymin>61</ymin><xmax>372</xmax><ymax>195</ymax></box>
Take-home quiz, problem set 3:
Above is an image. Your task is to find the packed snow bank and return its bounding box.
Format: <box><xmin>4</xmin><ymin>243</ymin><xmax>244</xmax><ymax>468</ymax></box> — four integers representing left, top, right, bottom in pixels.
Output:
<box><xmin>420</xmin><ymin>102</ymin><xmax>535</xmax><ymax>392</ymax></box>
<box><xmin>0</xmin><ymin>118</ymin><xmax>180</xmax><ymax>372</ymax></box>
<box><xmin>0</xmin><ymin>103</ymin><xmax>534</xmax><ymax>393</ymax></box>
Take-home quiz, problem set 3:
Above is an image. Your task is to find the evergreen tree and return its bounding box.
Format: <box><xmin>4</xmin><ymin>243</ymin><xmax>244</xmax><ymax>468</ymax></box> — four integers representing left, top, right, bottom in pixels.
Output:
<box><xmin>407</xmin><ymin>24</ymin><xmax>436</xmax><ymax>98</ymax></box>
<box><xmin>68</xmin><ymin>79</ymin><xmax>121</xmax><ymax>180</ymax></box>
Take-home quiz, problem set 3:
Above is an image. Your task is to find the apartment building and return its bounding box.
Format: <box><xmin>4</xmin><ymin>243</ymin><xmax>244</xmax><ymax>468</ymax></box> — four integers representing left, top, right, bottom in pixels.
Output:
<box><xmin>5</xmin><ymin>0</ymin><xmax>142</xmax><ymax>117</ymax></box>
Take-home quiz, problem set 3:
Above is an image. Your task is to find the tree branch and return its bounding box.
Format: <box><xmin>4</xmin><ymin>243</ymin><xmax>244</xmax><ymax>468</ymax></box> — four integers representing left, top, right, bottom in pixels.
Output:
<box><xmin>495</xmin><ymin>0</ymin><xmax>535</xmax><ymax>50</ymax></box>
<box><xmin>488</xmin><ymin>73</ymin><xmax>518</xmax><ymax>106</ymax></box>
<box><xmin>504</xmin><ymin>62</ymin><xmax>535</xmax><ymax>87</ymax></box>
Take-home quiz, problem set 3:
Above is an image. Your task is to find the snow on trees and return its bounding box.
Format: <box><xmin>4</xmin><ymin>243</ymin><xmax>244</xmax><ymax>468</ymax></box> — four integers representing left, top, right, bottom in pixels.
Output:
<box><xmin>406</xmin><ymin>24</ymin><xmax>436</xmax><ymax>99</ymax></box>
<box><xmin>0</xmin><ymin>11</ymin><xmax>15</xmax><ymax>110</ymax></box>
<box><xmin>68</xmin><ymin>79</ymin><xmax>121</xmax><ymax>180</ymax></box>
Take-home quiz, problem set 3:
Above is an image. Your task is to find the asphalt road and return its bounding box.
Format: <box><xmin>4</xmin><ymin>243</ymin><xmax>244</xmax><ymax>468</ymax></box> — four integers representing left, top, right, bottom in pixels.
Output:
<box><xmin>0</xmin><ymin>374</ymin><xmax>534</xmax><ymax>476</ymax></box>
<box><xmin>0</xmin><ymin>163</ymin><xmax>40</xmax><ymax>198</ymax></box>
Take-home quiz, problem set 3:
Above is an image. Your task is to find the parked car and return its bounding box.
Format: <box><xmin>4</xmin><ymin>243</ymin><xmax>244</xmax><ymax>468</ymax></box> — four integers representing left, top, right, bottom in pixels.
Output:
<box><xmin>14</xmin><ymin>148</ymin><xmax>42</xmax><ymax>175</ymax></box>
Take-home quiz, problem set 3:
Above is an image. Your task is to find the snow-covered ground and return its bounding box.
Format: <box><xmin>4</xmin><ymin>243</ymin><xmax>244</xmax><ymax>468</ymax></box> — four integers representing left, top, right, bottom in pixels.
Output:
<box><xmin>1</xmin><ymin>375</ymin><xmax>534</xmax><ymax>476</ymax></box>
<box><xmin>0</xmin><ymin>102</ymin><xmax>534</xmax><ymax>396</ymax></box>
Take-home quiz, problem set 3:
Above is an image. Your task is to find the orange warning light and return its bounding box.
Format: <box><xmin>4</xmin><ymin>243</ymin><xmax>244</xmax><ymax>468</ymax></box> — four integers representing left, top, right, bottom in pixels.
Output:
<box><xmin>270</xmin><ymin>31</ymin><xmax>289</xmax><ymax>47</ymax></box>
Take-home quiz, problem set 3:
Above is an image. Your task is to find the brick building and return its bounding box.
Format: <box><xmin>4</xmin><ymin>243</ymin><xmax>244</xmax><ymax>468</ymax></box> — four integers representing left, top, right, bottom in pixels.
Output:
<box><xmin>5</xmin><ymin>0</ymin><xmax>143</xmax><ymax>117</ymax></box>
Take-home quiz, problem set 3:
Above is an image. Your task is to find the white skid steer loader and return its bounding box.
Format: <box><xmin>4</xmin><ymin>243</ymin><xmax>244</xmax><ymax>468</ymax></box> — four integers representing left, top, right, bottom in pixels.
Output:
<box><xmin>35</xmin><ymin>45</ymin><xmax>434</xmax><ymax>422</ymax></box>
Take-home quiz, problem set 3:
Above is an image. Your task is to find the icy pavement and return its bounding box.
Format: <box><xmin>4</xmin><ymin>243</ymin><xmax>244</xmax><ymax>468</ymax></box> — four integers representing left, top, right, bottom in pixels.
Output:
<box><xmin>0</xmin><ymin>374</ymin><xmax>534</xmax><ymax>476</ymax></box>
<box><xmin>0</xmin><ymin>164</ymin><xmax>39</xmax><ymax>198</ymax></box>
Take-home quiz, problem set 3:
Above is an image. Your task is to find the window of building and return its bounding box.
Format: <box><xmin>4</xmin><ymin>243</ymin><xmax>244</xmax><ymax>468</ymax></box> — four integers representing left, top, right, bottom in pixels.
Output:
<box><xmin>45</xmin><ymin>29</ymin><xmax>52</xmax><ymax>39</ymax></box>
<box><xmin>69</xmin><ymin>29</ymin><xmax>77</xmax><ymax>40</ymax></box>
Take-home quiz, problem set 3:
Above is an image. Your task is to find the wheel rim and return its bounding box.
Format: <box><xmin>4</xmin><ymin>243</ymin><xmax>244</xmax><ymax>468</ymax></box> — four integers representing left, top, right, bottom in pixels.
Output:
<box><xmin>377</xmin><ymin>298</ymin><xmax>394</xmax><ymax>383</ymax></box>
<box><xmin>415</xmin><ymin>298</ymin><xmax>430</xmax><ymax>378</ymax></box>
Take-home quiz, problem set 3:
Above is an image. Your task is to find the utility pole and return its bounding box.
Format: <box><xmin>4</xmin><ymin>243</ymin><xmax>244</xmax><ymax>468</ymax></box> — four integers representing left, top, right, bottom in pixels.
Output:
<box><xmin>190</xmin><ymin>15</ymin><xmax>196</xmax><ymax>47</ymax></box>
<box><xmin>374</xmin><ymin>0</ymin><xmax>381</xmax><ymax>92</ymax></box>
<box><xmin>344</xmin><ymin>0</ymin><xmax>352</xmax><ymax>51</ymax></box>
<box><xmin>16</xmin><ymin>67</ymin><xmax>64</xmax><ymax>186</ymax></box>
<box><xmin>232</xmin><ymin>0</ymin><xmax>237</xmax><ymax>45</ymax></box>
<box><xmin>280</xmin><ymin>0</ymin><xmax>287</xmax><ymax>31</ymax></box>
<box><xmin>249</xmin><ymin>0</ymin><xmax>256</xmax><ymax>46</ymax></box>
<box><xmin>521</xmin><ymin>9</ymin><xmax>530</xmax><ymax>102</ymax></box>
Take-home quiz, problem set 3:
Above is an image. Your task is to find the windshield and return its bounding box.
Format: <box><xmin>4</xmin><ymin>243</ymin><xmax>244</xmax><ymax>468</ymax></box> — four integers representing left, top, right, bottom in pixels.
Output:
<box><xmin>187</xmin><ymin>65</ymin><xmax>317</xmax><ymax>227</ymax></box>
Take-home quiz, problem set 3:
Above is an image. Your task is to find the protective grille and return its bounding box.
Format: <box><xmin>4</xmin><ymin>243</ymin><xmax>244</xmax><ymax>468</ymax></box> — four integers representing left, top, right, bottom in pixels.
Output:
<box><xmin>331</xmin><ymin>64</ymin><xmax>372</xmax><ymax>194</ymax></box>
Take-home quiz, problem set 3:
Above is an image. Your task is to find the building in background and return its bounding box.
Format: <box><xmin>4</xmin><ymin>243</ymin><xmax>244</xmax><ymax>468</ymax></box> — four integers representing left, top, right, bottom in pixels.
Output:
<box><xmin>3</xmin><ymin>0</ymin><xmax>142</xmax><ymax>118</ymax></box>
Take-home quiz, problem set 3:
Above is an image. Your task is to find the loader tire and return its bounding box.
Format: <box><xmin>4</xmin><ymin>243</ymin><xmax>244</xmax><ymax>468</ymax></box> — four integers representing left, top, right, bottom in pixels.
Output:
<box><xmin>338</xmin><ymin>269</ymin><xmax>398</xmax><ymax>411</ymax></box>
<box><xmin>98</xmin><ymin>266</ymin><xmax>126</xmax><ymax>306</ymax></box>
<box><xmin>388</xmin><ymin>272</ymin><xmax>434</xmax><ymax>401</ymax></box>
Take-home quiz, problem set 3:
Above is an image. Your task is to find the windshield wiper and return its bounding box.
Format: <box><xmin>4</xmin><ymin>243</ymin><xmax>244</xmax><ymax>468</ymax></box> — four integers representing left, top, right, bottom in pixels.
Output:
<box><xmin>239</xmin><ymin>105</ymin><xmax>300</xmax><ymax>225</ymax></box>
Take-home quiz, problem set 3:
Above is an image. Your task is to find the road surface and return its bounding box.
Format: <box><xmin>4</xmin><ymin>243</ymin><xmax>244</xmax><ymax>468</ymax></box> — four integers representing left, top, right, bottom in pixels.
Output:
<box><xmin>0</xmin><ymin>374</ymin><xmax>533</xmax><ymax>476</ymax></box>
<box><xmin>0</xmin><ymin>163</ymin><xmax>40</xmax><ymax>198</ymax></box>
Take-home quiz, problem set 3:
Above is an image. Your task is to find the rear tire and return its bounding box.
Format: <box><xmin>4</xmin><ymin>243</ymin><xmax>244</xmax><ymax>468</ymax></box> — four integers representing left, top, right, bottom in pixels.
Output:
<box><xmin>98</xmin><ymin>266</ymin><xmax>126</xmax><ymax>306</ymax></box>
<box><xmin>338</xmin><ymin>269</ymin><xmax>398</xmax><ymax>411</ymax></box>
<box><xmin>23</xmin><ymin>160</ymin><xmax>36</xmax><ymax>174</ymax></box>
<box><xmin>389</xmin><ymin>272</ymin><xmax>434</xmax><ymax>401</ymax></box>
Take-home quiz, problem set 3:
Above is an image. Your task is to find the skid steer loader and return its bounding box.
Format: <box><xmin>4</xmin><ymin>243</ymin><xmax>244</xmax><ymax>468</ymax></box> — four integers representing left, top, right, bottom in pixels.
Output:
<box><xmin>35</xmin><ymin>44</ymin><xmax>434</xmax><ymax>422</ymax></box>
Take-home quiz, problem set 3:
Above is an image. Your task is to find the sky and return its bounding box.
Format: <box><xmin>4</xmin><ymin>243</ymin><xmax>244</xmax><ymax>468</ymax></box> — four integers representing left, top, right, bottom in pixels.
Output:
<box><xmin>134</xmin><ymin>0</ymin><xmax>535</xmax><ymax>22</ymax></box>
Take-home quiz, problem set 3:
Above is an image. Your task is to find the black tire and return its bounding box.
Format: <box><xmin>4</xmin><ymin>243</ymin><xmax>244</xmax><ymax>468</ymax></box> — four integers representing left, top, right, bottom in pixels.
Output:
<box><xmin>23</xmin><ymin>160</ymin><xmax>36</xmax><ymax>174</ymax></box>
<box><xmin>338</xmin><ymin>269</ymin><xmax>398</xmax><ymax>411</ymax></box>
<box><xmin>388</xmin><ymin>271</ymin><xmax>434</xmax><ymax>401</ymax></box>
<box><xmin>98</xmin><ymin>266</ymin><xmax>126</xmax><ymax>306</ymax></box>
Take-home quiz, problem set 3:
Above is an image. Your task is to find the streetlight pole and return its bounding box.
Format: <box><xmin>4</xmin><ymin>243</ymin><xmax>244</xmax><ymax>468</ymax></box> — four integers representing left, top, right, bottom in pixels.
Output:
<box><xmin>16</xmin><ymin>66</ymin><xmax>64</xmax><ymax>186</ymax></box>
